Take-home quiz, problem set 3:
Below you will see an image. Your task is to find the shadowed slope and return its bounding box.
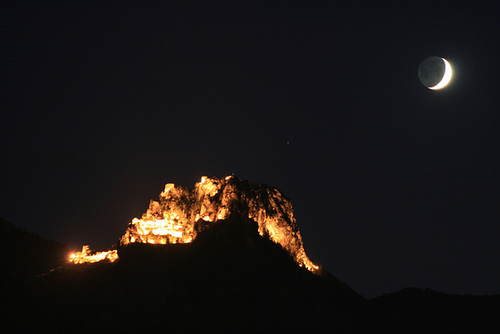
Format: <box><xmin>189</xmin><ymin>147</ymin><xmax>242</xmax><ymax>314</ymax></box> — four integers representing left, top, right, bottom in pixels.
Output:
<box><xmin>18</xmin><ymin>216</ymin><xmax>363</xmax><ymax>332</ymax></box>
<box><xmin>360</xmin><ymin>288</ymin><xmax>500</xmax><ymax>333</ymax></box>
<box><xmin>0</xmin><ymin>217</ymin><xmax>68</xmax><ymax>282</ymax></box>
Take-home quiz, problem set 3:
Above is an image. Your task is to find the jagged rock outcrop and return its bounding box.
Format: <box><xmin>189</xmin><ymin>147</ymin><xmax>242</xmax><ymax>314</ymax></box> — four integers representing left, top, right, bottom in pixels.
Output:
<box><xmin>120</xmin><ymin>176</ymin><xmax>318</xmax><ymax>272</ymax></box>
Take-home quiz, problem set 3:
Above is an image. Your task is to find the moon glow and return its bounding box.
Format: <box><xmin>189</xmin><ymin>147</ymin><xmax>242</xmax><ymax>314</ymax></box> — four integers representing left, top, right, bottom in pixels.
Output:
<box><xmin>418</xmin><ymin>57</ymin><xmax>453</xmax><ymax>90</ymax></box>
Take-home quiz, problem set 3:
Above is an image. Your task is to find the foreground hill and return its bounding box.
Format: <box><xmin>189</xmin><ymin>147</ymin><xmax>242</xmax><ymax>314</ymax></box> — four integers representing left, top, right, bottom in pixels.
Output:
<box><xmin>0</xmin><ymin>217</ymin><xmax>68</xmax><ymax>282</ymax></box>
<box><xmin>11</xmin><ymin>216</ymin><xmax>363</xmax><ymax>332</ymax></box>
<box><xmin>360</xmin><ymin>287</ymin><xmax>500</xmax><ymax>333</ymax></box>
<box><xmin>2</xmin><ymin>217</ymin><xmax>499</xmax><ymax>332</ymax></box>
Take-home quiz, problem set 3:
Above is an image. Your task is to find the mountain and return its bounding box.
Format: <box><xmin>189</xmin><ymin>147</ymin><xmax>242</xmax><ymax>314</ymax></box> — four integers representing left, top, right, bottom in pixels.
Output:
<box><xmin>13</xmin><ymin>216</ymin><xmax>364</xmax><ymax>332</ymax></box>
<box><xmin>120</xmin><ymin>176</ymin><xmax>318</xmax><ymax>271</ymax></box>
<box><xmin>5</xmin><ymin>217</ymin><xmax>500</xmax><ymax>332</ymax></box>
<box><xmin>3</xmin><ymin>176</ymin><xmax>499</xmax><ymax>332</ymax></box>
<box><xmin>0</xmin><ymin>217</ymin><xmax>69</xmax><ymax>331</ymax></box>
<box><xmin>0</xmin><ymin>217</ymin><xmax>68</xmax><ymax>282</ymax></box>
<box><xmin>360</xmin><ymin>288</ymin><xmax>500</xmax><ymax>333</ymax></box>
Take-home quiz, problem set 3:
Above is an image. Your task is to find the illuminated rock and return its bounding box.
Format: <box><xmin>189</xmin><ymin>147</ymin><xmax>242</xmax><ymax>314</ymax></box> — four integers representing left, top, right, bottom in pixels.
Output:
<box><xmin>69</xmin><ymin>245</ymin><xmax>118</xmax><ymax>264</ymax></box>
<box><xmin>120</xmin><ymin>176</ymin><xmax>319</xmax><ymax>272</ymax></box>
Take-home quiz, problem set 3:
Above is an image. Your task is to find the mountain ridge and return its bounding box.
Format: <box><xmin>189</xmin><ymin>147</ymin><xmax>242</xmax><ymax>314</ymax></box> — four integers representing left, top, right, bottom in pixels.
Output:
<box><xmin>2</xmin><ymin>217</ymin><xmax>499</xmax><ymax>332</ymax></box>
<box><xmin>119</xmin><ymin>175</ymin><xmax>318</xmax><ymax>271</ymax></box>
<box><xmin>0</xmin><ymin>217</ymin><xmax>68</xmax><ymax>282</ymax></box>
<box><xmin>11</xmin><ymin>215</ymin><xmax>362</xmax><ymax>332</ymax></box>
<box><xmin>2</xmin><ymin>173</ymin><xmax>499</xmax><ymax>332</ymax></box>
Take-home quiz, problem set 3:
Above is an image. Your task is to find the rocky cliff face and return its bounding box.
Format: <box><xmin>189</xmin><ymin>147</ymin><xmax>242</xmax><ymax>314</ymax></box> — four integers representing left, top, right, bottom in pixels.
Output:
<box><xmin>120</xmin><ymin>176</ymin><xmax>318</xmax><ymax>272</ymax></box>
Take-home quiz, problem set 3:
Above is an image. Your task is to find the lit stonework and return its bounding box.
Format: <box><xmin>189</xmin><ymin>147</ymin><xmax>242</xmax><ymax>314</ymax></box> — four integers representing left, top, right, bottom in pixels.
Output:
<box><xmin>120</xmin><ymin>176</ymin><xmax>319</xmax><ymax>272</ymax></box>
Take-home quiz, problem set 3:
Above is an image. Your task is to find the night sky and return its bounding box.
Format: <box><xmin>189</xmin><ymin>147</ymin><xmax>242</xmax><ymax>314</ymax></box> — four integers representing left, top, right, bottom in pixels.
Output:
<box><xmin>2</xmin><ymin>1</ymin><xmax>500</xmax><ymax>298</ymax></box>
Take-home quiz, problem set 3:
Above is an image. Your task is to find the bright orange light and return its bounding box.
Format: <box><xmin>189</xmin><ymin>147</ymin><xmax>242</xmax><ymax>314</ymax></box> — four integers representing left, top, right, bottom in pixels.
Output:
<box><xmin>118</xmin><ymin>176</ymin><xmax>319</xmax><ymax>273</ymax></box>
<box><xmin>68</xmin><ymin>245</ymin><xmax>118</xmax><ymax>264</ymax></box>
<box><xmin>71</xmin><ymin>176</ymin><xmax>319</xmax><ymax>273</ymax></box>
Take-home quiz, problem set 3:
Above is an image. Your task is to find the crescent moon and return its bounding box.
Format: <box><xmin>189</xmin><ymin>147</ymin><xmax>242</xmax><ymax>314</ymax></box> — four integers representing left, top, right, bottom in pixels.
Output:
<box><xmin>429</xmin><ymin>58</ymin><xmax>452</xmax><ymax>90</ymax></box>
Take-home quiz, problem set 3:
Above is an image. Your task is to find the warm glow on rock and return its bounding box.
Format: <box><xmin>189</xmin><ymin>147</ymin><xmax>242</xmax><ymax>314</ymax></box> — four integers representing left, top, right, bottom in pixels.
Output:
<box><xmin>69</xmin><ymin>176</ymin><xmax>319</xmax><ymax>272</ymax></box>
<box><xmin>119</xmin><ymin>176</ymin><xmax>319</xmax><ymax>273</ymax></box>
<box><xmin>69</xmin><ymin>245</ymin><xmax>118</xmax><ymax>264</ymax></box>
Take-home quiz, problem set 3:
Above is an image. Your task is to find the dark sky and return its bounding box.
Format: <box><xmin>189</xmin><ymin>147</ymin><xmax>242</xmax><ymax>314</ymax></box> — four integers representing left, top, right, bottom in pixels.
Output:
<box><xmin>2</xmin><ymin>1</ymin><xmax>500</xmax><ymax>298</ymax></box>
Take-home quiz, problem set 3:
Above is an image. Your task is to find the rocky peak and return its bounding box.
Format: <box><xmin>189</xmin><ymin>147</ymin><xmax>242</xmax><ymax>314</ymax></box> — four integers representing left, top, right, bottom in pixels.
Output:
<box><xmin>120</xmin><ymin>176</ymin><xmax>318</xmax><ymax>272</ymax></box>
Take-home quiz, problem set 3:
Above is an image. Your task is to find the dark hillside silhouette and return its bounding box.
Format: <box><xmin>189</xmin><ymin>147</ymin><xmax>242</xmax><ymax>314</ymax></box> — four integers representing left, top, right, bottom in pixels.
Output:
<box><xmin>13</xmin><ymin>216</ymin><xmax>363</xmax><ymax>332</ymax></box>
<box><xmin>0</xmin><ymin>217</ymin><xmax>68</xmax><ymax>282</ymax></box>
<box><xmin>1</xmin><ymin>218</ymin><xmax>69</xmax><ymax>330</ymax></box>
<box><xmin>358</xmin><ymin>287</ymin><xmax>500</xmax><ymax>333</ymax></box>
<box><xmin>2</xmin><ymin>218</ymin><xmax>499</xmax><ymax>333</ymax></box>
